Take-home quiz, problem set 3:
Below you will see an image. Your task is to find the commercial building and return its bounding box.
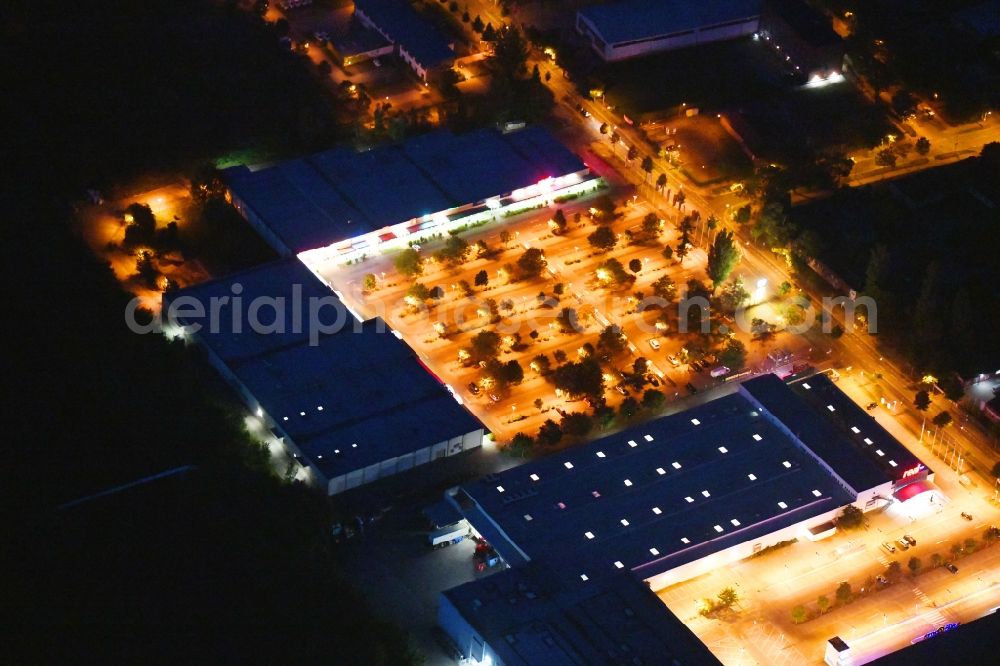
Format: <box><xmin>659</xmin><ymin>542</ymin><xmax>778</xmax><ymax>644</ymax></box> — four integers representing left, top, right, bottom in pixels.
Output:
<box><xmin>443</xmin><ymin>373</ymin><xmax>932</xmax><ymax>593</ymax></box>
<box><xmin>353</xmin><ymin>0</ymin><xmax>455</xmax><ymax>80</ymax></box>
<box><xmin>577</xmin><ymin>0</ymin><xmax>761</xmax><ymax>62</ymax></box>
<box><xmin>326</xmin><ymin>20</ymin><xmax>394</xmax><ymax>68</ymax></box>
<box><xmin>759</xmin><ymin>0</ymin><xmax>844</xmax><ymax>82</ymax></box>
<box><xmin>164</xmin><ymin>258</ymin><xmax>484</xmax><ymax>495</ymax></box>
<box><xmin>439</xmin><ymin>563</ymin><xmax>721</xmax><ymax>665</ymax></box>
<box><xmin>222</xmin><ymin>126</ymin><xmax>597</xmax><ymax>264</ymax></box>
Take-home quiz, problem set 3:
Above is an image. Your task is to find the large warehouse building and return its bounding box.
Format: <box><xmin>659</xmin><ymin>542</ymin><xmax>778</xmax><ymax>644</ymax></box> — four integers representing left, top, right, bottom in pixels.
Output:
<box><xmin>164</xmin><ymin>258</ymin><xmax>485</xmax><ymax>495</ymax></box>
<box><xmin>443</xmin><ymin>373</ymin><xmax>931</xmax><ymax>591</ymax></box>
<box><xmin>439</xmin><ymin>563</ymin><xmax>721</xmax><ymax>665</ymax></box>
<box><xmin>222</xmin><ymin>126</ymin><xmax>598</xmax><ymax>265</ymax></box>
<box><xmin>577</xmin><ymin>0</ymin><xmax>761</xmax><ymax>61</ymax></box>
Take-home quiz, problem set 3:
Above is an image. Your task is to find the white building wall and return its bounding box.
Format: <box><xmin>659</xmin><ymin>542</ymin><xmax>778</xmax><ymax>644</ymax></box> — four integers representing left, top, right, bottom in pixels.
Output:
<box><xmin>643</xmin><ymin>504</ymin><xmax>843</xmax><ymax>591</ymax></box>
<box><xmin>438</xmin><ymin>595</ymin><xmax>504</xmax><ymax>665</ymax></box>
<box><xmin>297</xmin><ymin>172</ymin><xmax>600</xmax><ymax>268</ymax></box>
<box><xmin>577</xmin><ymin>14</ymin><xmax>760</xmax><ymax>61</ymax></box>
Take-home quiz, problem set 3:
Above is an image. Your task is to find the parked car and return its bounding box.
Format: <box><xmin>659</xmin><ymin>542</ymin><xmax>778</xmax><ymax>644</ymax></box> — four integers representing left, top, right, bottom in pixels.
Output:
<box><xmin>467</xmin><ymin>382</ymin><xmax>480</xmax><ymax>395</ymax></box>
<box><xmin>945</xmin><ymin>563</ymin><xmax>959</xmax><ymax>574</ymax></box>
<box><xmin>488</xmin><ymin>392</ymin><xmax>501</xmax><ymax>403</ymax></box>
<box><xmin>667</xmin><ymin>354</ymin><xmax>680</xmax><ymax>367</ymax></box>
<box><xmin>690</xmin><ymin>361</ymin><xmax>704</xmax><ymax>372</ymax></box>
<box><xmin>896</xmin><ymin>538</ymin><xmax>910</xmax><ymax>551</ymax></box>
<box><xmin>647</xmin><ymin>375</ymin><xmax>660</xmax><ymax>387</ymax></box>
<box><xmin>866</xmin><ymin>402</ymin><xmax>878</xmax><ymax>410</ymax></box>
<box><xmin>685</xmin><ymin>382</ymin><xmax>698</xmax><ymax>394</ymax></box>
<box><xmin>648</xmin><ymin>338</ymin><xmax>661</xmax><ymax>350</ymax></box>
<box><xmin>615</xmin><ymin>384</ymin><xmax>628</xmax><ymax>396</ymax></box>
<box><xmin>882</xmin><ymin>541</ymin><xmax>897</xmax><ymax>554</ymax></box>
<box><xmin>903</xmin><ymin>534</ymin><xmax>917</xmax><ymax>547</ymax></box>
<box><xmin>876</xmin><ymin>575</ymin><xmax>889</xmax><ymax>586</ymax></box>
<box><xmin>961</xmin><ymin>512</ymin><xmax>974</xmax><ymax>521</ymax></box>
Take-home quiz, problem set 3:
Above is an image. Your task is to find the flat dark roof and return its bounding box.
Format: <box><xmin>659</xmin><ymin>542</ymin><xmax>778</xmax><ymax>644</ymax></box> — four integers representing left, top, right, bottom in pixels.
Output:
<box><xmin>579</xmin><ymin>0</ymin><xmax>760</xmax><ymax>45</ymax></box>
<box><xmin>456</xmin><ymin>388</ymin><xmax>854</xmax><ymax>587</ymax></box>
<box><xmin>758</xmin><ymin>373</ymin><xmax>923</xmax><ymax>486</ymax></box>
<box><xmin>443</xmin><ymin>563</ymin><xmax>721</xmax><ymax>665</ymax></box>
<box><xmin>354</xmin><ymin>0</ymin><xmax>454</xmax><ymax>68</ymax></box>
<box><xmin>223</xmin><ymin>126</ymin><xmax>587</xmax><ymax>253</ymax></box>
<box><xmin>167</xmin><ymin>260</ymin><xmax>483</xmax><ymax>479</ymax></box>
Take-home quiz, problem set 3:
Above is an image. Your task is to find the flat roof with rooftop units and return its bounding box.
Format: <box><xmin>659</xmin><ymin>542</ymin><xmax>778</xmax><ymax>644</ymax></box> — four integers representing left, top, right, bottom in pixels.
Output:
<box><xmin>165</xmin><ymin>258</ymin><xmax>485</xmax><ymax>495</ymax></box>
<box><xmin>223</xmin><ymin>126</ymin><xmax>595</xmax><ymax>262</ymax></box>
<box><xmin>448</xmin><ymin>374</ymin><xmax>925</xmax><ymax>591</ymax></box>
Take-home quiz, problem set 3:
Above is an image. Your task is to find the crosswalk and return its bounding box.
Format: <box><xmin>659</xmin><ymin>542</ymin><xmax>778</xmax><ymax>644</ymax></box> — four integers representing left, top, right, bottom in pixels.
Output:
<box><xmin>911</xmin><ymin>585</ymin><xmax>950</xmax><ymax>628</ymax></box>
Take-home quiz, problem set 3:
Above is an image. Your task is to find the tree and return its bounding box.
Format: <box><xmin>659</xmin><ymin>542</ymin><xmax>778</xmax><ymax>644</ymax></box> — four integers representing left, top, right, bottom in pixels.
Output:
<box><xmin>718</xmin><ymin>587</ymin><xmax>739</xmax><ymax>608</ymax></box>
<box><xmin>481</xmin><ymin>22</ymin><xmax>497</xmax><ymax>42</ymax></box>
<box><xmin>551</xmin><ymin>209</ymin><xmax>567</xmax><ymax>234</ymax></box>
<box><xmin>718</xmin><ymin>278</ymin><xmax>750</xmax><ymax>313</ymax></box>
<box><xmin>633</xmin><ymin>357</ymin><xmax>648</xmax><ymax>375</ymax></box>
<box><xmin>912</xmin><ymin>261</ymin><xmax>942</xmax><ymax>350</ymax></box>
<box><xmin>885</xmin><ymin>561</ymin><xmax>903</xmax><ymax>582</ymax></box>
<box><xmin>405</xmin><ymin>283</ymin><xmax>431</xmax><ymax>304</ymax></box>
<box><xmin>661</xmin><ymin>244</ymin><xmax>673</xmax><ymax>262</ymax></box>
<box><xmin>642</xmin><ymin>389</ymin><xmax>665</xmax><ymax>411</ymax></box>
<box><xmin>499</xmin><ymin>229</ymin><xmax>512</xmax><ymax>247</ymax></box>
<box><xmin>317</xmin><ymin>60</ymin><xmax>332</xmax><ymax>77</ymax></box>
<box><xmin>908</xmin><ymin>556</ymin><xmax>922</xmax><ymax>577</ymax></box>
<box><xmin>751</xmin><ymin>201</ymin><xmax>792</xmax><ymax>248</ymax></box>
<box><xmin>531</xmin><ymin>354</ymin><xmax>552</xmax><ymax>375</ymax></box>
<box><xmin>628</xmin><ymin>258</ymin><xmax>642</xmax><ymax>274</ymax></box>
<box><xmin>619</xmin><ymin>397</ymin><xmax>640</xmax><ymax>419</ymax></box>
<box><xmin>556</xmin><ymin>307</ymin><xmax>580</xmax><ymax>334</ymax></box>
<box><xmin>875</xmin><ymin>149</ymin><xmax>897</xmax><ymax>168</ymax></box>
<box><xmin>459</xmin><ymin>280</ymin><xmax>474</xmax><ymax>298</ymax></box>
<box><xmin>838</xmin><ymin>505</ymin><xmax>864</xmax><ymax>529</ymax></box>
<box><xmin>641</xmin><ymin>155</ymin><xmax>654</xmax><ymax>181</ymax></box>
<box><xmin>734</xmin><ymin>205</ymin><xmax>751</xmax><ymax>225</ymax></box>
<box><xmin>561</xmin><ymin>412</ymin><xmax>593</xmax><ymax>437</ymax></box>
<box><xmin>836</xmin><ymin>581</ymin><xmax>852</xmax><ymax>604</ymax></box>
<box><xmin>940</xmin><ymin>375</ymin><xmax>964</xmax><ymax>401</ymax></box>
<box><xmin>641</xmin><ymin>213</ymin><xmax>662</xmax><ymax>239</ymax></box>
<box><xmin>509</xmin><ymin>432</ymin><xmax>534</xmax><ymax>456</ymax></box>
<box><xmin>472</xmin><ymin>15</ymin><xmax>484</xmax><ymax>32</ymax></box>
<box><xmin>706</xmin><ymin>230</ymin><xmax>740</xmax><ymax>290</ymax></box>
<box><xmin>552</xmin><ymin>358</ymin><xmax>604</xmax><ymax>398</ymax></box>
<box><xmin>394</xmin><ymin>248</ymin><xmax>424</xmax><ymax>278</ymax></box>
<box><xmin>123</xmin><ymin>202</ymin><xmax>157</xmax><ymax>247</ymax></box>
<box><xmin>656</xmin><ymin>173</ymin><xmax>667</xmax><ymax>192</ymax></box>
<box><xmin>932</xmin><ymin>411</ymin><xmax>952</xmax><ymax>428</ymax></box>
<box><xmin>588</xmin><ymin>225</ymin><xmax>617</xmax><ymax>252</ymax></box>
<box><xmin>135</xmin><ymin>251</ymin><xmax>159</xmax><ymax>289</ymax></box>
<box><xmin>791</xmin><ymin>605</ymin><xmax>807</xmax><ymax>624</ymax></box>
<box><xmin>596</xmin><ymin>258</ymin><xmax>633</xmax><ymax>287</ymax></box>
<box><xmin>914</xmin><ymin>390</ymin><xmax>931</xmax><ymax>412</ymax></box>
<box><xmin>965</xmin><ymin>537</ymin><xmax>978</xmax><ymax>553</ymax></box>
<box><xmin>493</xmin><ymin>25</ymin><xmax>528</xmax><ymax>75</ymax></box>
<box><xmin>718</xmin><ymin>339</ymin><xmax>747</xmax><ymax>371</ymax></box>
<box><xmin>517</xmin><ymin>247</ymin><xmax>546</xmax><ymax>278</ymax></box>
<box><xmin>598</xmin><ymin>324</ymin><xmax>627</xmax><ymax>354</ymax></box>
<box><xmin>950</xmin><ymin>542</ymin><xmax>964</xmax><ymax>558</ymax></box>
<box><xmin>610</xmin><ymin>131</ymin><xmax>621</xmax><ymax>153</ymax></box>
<box><xmin>915</xmin><ymin>136</ymin><xmax>931</xmax><ymax>156</ymax></box>
<box><xmin>496</xmin><ymin>359</ymin><xmax>524</xmax><ymax>385</ymax></box>
<box><xmin>651</xmin><ymin>275</ymin><xmax>676</xmax><ymax>301</ymax></box>
<box><xmin>992</xmin><ymin>461</ymin><xmax>1000</xmax><ymax>480</ymax></box>
<box><xmin>930</xmin><ymin>553</ymin><xmax>944</xmax><ymax>568</ymax></box>
<box><xmin>362</xmin><ymin>273</ymin><xmax>377</xmax><ymax>292</ymax></box>
<box><xmin>435</xmin><ymin>235</ymin><xmax>470</xmax><ymax>266</ymax></box>
<box><xmin>553</xmin><ymin>349</ymin><xmax>568</xmax><ymax>363</ymax></box>
<box><xmin>675</xmin><ymin>224</ymin><xmax>692</xmax><ymax>263</ymax></box>
<box><xmin>474</xmin><ymin>269</ymin><xmax>488</xmax><ymax>287</ymax></box>
<box><xmin>817</xmin><ymin>595</ymin><xmax>830</xmax><ymax>614</ymax></box>
<box><xmin>599</xmin><ymin>122</ymin><xmax>608</xmax><ymax>135</ymax></box>
<box><xmin>537</xmin><ymin>419</ymin><xmax>563</xmax><ymax>446</ymax></box>
<box><xmin>626</xmin><ymin>145</ymin><xmax>638</xmax><ymax>163</ymax></box>
<box><xmin>470</xmin><ymin>330</ymin><xmax>501</xmax><ymax>363</ymax></box>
